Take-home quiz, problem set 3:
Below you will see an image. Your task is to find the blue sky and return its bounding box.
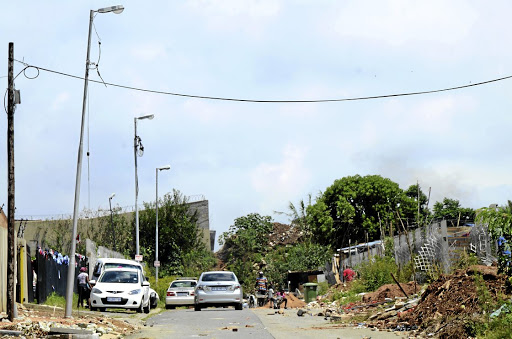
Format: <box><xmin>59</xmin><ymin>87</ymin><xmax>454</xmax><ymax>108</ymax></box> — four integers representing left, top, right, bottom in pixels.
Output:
<box><xmin>2</xmin><ymin>1</ymin><xmax>512</xmax><ymax>251</ymax></box>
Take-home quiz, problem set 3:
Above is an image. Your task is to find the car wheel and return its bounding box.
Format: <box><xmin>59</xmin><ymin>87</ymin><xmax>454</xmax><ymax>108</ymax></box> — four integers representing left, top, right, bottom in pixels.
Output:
<box><xmin>235</xmin><ymin>303</ymin><xmax>243</xmax><ymax>311</ymax></box>
<box><xmin>99</xmin><ymin>308</ymin><xmax>106</xmax><ymax>312</ymax></box>
<box><xmin>90</xmin><ymin>305</ymin><xmax>96</xmax><ymax>311</ymax></box>
<box><xmin>194</xmin><ymin>304</ymin><xmax>201</xmax><ymax>312</ymax></box>
<box><xmin>144</xmin><ymin>301</ymin><xmax>150</xmax><ymax>314</ymax></box>
<box><xmin>165</xmin><ymin>305</ymin><xmax>170</xmax><ymax>310</ymax></box>
<box><xmin>137</xmin><ymin>300</ymin><xmax>143</xmax><ymax>313</ymax></box>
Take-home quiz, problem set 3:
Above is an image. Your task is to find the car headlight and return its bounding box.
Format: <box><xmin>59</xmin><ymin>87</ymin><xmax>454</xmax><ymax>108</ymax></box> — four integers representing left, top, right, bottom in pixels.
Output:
<box><xmin>91</xmin><ymin>288</ymin><xmax>102</xmax><ymax>294</ymax></box>
<box><xmin>129</xmin><ymin>289</ymin><xmax>141</xmax><ymax>295</ymax></box>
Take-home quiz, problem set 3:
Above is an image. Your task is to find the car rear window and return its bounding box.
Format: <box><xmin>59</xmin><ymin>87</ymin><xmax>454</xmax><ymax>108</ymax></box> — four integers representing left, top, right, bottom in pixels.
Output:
<box><xmin>100</xmin><ymin>271</ymin><xmax>139</xmax><ymax>283</ymax></box>
<box><xmin>170</xmin><ymin>281</ymin><xmax>196</xmax><ymax>288</ymax></box>
<box><xmin>202</xmin><ymin>273</ymin><xmax>235</xmax><ymax>282</ymax></box>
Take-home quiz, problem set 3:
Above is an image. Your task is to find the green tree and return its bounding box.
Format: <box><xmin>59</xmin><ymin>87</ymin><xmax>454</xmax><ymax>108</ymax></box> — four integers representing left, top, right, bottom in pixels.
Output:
<box><xmin>404</xmin><ymin>184</ymin><xmax>431</xmax><ymax>226</ymax></box>
<box><xmin>138</xmin><ymin>189</ymin><xmax>212</xmax><ymax>277</ymax></box>
<box><xmin>476</xmin><ymin>204</ymin><xmax>512</xmax><ymax>292</ymax></box>
<box><xmin>88</xmin><ymin>207</ymin><xmax>134</xmax><ymax>258</ymax></box>
<box><xmin>432</xmin><ymin>198</ymin><xmax>475</xmax><ymax>225</ymax></box>
<box><xmin>306</xmin><ymin>174</ymin><xmax>413</xmax><ymax>249</ymax></box>
<box><xmin>219</xmin><ymin>213</ymin><xmax>274</xmax><ymax>290</ymax></box>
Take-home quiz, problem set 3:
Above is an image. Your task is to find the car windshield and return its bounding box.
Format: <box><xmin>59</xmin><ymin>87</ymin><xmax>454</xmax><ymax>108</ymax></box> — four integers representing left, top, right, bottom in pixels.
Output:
<box><xmin>104</xmin><ymin>263</ymin><xmax>141</xmax><ymax>271</ymax></box>
<box><xmin>202</xmin><ymin>273</ymin><xmax>235</xmax><ymax>282</ymax></box>
<box><xmin>170</xmin><ymin>281</ymin><xmax>196</xmax><ymax>288</ymax></box>
<box><xmin>100</xmin><ymin>271</ymin><xmax>139</xmax><ymax>283</ymax></box>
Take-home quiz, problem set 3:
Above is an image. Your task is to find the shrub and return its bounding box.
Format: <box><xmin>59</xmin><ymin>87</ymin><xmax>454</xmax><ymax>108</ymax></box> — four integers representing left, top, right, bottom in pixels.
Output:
<box><xmin>355</xmin><ymin>256</ymin><xmax>399</xmax><ymax>292</ymax></box>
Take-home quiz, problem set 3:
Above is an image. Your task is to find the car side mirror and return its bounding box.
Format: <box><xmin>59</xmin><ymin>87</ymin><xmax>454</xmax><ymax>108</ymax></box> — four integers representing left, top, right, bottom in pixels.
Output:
<box><xmin>142</xmin><ymin>281</ymin><xmax>150</xmax><ymax>287</ymax></box>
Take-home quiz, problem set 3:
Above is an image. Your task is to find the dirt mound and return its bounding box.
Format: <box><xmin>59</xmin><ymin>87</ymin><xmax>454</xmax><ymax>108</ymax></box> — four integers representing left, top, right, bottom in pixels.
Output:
<box><xmin>258</xmin><ymin>293</ymin><xmax>307</xmax><ymax>309</ymax></box>
<box><xmin>399</xmin><ymin>265</ymin><xmax>509</xmax><ymax>338</ymax></box>
<box><xmin>362</xmin><ymin>281</ymin><xmax>419</xmax><ymax>303</ymax></box>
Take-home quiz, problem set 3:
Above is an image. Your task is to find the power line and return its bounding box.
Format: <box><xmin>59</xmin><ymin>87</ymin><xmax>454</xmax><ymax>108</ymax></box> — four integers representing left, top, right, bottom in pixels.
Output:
<box><xmin>14</xmin><ymin>61</ymin><xmax>512</xmax><ymax>103</ymax></box>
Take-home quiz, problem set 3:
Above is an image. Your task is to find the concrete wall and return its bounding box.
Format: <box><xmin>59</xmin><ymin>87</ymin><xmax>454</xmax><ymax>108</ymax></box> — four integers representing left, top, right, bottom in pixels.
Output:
<box><xmin>19</xmin><ymin>199</ymin><xmax>214</xmax><ymax>254</ymax></box>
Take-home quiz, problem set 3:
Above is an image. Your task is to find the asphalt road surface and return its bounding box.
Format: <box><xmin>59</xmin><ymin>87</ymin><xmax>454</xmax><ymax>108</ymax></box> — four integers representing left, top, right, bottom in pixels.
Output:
<box><xmin>125</xmin><ymin>307</ymin><xmax>408</xmax><ymax>339</ymax></box>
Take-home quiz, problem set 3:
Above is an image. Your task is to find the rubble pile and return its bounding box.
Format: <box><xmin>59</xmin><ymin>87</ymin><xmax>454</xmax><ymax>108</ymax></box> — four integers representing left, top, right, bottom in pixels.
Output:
<box><xmin>397</xmin><ymin>265</ymin><xmax>509</xmax><ymax>338</ymax></box>
<box><xmin>0</xmin><ymin>304</ymin><xmax>137</xmax><ymax>338</ymax></box>
<box><xmin>267</xmin><ymin>223</ymin><xmax>303</xmax><ymax>248</ymax></box>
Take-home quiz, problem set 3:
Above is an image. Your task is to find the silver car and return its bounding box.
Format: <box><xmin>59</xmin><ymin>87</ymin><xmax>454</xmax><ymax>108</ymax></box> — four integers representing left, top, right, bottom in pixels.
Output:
<box><xmin>194</xmin><ymin>271</ymin><xmax>243</xmax><ymax>311</ymax></box>
<box><xmin>165</xmin><ymin>278</ymin><xmax>197</xmax><ymax>309</ymax></box>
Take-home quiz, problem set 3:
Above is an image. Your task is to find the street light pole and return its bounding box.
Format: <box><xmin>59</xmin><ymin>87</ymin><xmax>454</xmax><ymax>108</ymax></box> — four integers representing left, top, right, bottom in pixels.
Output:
<box><xmin>109</xmin><ymin>193</ymin><xmax>116</xmax><ymax>252</ymax></box>
<box><xmin>65</xmin><ymin>5</ymin><xmax>124</xmax><ymax>318</ymax></box>
<box><xmin>155</xmin><ymin>165</ymin><xmax>170</xmax><ymax>285</ymax></box>
<box><xmin>134</xmin><ymin>114</ymin><xmax>154</xmax><ymax>258</ymax></box>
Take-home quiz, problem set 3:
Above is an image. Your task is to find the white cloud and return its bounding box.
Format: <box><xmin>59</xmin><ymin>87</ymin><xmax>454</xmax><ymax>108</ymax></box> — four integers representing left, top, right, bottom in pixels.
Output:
<box><xmin>185</xmin><ymin>0</ymin><xmax>280</xmax><ymax>36</ymax></box>
<box><xmin>251</xmin><ymin>144</ymin><xmax>310</xmax><ymax>210</ymax></box>
<box><xmin>332</xmin><ymin>0</ymin><xmax>478</xmax><ymax>46</ymax></box>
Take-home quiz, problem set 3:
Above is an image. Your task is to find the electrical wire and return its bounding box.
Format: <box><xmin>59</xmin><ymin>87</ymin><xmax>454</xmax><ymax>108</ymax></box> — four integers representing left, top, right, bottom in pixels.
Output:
<box><xmin>13</xmin><ymin>60</ymin><xmax>512</xmax><ymax>103</ymax></box>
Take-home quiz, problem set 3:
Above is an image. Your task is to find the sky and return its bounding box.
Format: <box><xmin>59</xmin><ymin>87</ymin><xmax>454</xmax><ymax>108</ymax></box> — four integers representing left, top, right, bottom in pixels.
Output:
<box><xmin>2</xmin><ymin>1</ymin><xmax>512</xmax><ymax>252</ymax></box>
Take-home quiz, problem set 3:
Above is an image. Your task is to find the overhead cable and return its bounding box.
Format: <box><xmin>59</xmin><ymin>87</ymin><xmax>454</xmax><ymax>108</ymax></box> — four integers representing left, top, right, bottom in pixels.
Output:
<box><xmin>14</xmin><ymin>61</ymin><xmax>512</xmax><ymax>104</ymax></box>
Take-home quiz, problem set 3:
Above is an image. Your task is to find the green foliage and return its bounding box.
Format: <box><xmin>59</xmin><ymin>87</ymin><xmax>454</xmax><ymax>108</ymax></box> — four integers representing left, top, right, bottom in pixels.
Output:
<box><xmin>306</xmin><ymin>175</ymin><xmax>419</xmax><ymax>249</ymax></box>
<box><xmin>453</xmin><ymin>248</ymin><xmax>479</xmax><ymax>270</ymax></box>
<box><xmin>432</xmin><ymin>198</ymin><xmax>475</xmax><ymax>225</ymax></box>
<box><xmin>264</xmin><ymin>242</ymin><xmax>332</xmax><ymax>287</ymax></box>
<box><xmin>404</xmin><ymin>184</ymin><xmax>431</xmax><ymax>227</ymax></box>
<box><xmin>220</xmin><ymin>213</ymin><xmax>274</xmax><ymax>291</ymax></box>
<box><xmin>138</xmin><ymin>189</ymin><xmax>209</xmax><ymax>277</ymax></box>
<box><xmin>355</xmin><ymin>256</ymin><xmax>400</xmax><ymax>292</ymax></box>
<box><xmin>89</xmin><ymin>207</ymin><xmax>134</xmax><ymax>257</ymax></box>
<box><xmin>476</xmin><ymin>205</ymin><xmax>512</xmax><ymax>292</ymax></box>
<box><xmin>43</xmin><ymin>292</ymin><xmax>78</xmax><ymax>309</ymax></box>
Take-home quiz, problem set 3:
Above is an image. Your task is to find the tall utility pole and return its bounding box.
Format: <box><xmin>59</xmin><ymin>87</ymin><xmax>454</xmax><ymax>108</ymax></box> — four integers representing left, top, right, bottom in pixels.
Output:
<box><xmin>7</xmin><ymin>42</ymin><xmax>17</xmax><ymax>321</ymax></box>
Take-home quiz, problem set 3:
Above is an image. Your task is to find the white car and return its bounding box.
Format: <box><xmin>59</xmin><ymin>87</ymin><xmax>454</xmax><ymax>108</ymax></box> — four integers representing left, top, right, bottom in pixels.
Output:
<box><xmin>90</xmin><ymin>268</ymin><xmax>151</xmax><ymax>313</ymax></box>
<box><xmin>194</xmin><ymin>271</ymin><xmax>243</xmax><ymax>311</ymax></box>
<box><xmin>165</xmin><ymin>278</ymin><xmax>197</xmax><ymax>309</ymax></box>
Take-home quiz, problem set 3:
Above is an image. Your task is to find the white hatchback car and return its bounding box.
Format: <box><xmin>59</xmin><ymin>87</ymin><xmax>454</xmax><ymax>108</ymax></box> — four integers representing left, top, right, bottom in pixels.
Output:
<box><xmin>194</xmin><ymin>271</ymin><xmax>243</xmax><ymax>311</ymax></box>
<box><xmin>165</xmin><ymin>278</ymin><xmax>197</xmax><ymax>309</ymax></box>
<box><xmin>90</xmin><ymin>268</ymin><xmax>151</xmax><ymax>313</ymax></box>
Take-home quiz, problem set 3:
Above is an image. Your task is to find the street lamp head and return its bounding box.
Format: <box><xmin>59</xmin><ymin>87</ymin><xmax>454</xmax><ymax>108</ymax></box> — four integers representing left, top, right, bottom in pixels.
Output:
<box><xmin>158</xmin><ymin>165</ymin><xmax>171</xmax><ymax>171</ymax></box>
<box><xmin>97</xmin><ymin>5</ymin><xmax>124</xmax><ymax>14</ymax></box>
<box><xmin>109</xmin><ymin>193</ymin><xmax>116</xmax><ymax>199</ymax></box>
<box><xmin>137</xmin><ymin>114</ymin><xmax>154</xmax><ymax>120</ymax></box>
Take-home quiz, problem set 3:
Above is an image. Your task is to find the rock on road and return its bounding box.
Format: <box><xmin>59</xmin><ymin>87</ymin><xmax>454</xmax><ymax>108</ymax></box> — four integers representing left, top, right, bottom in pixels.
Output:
<box><xmin>125</xmin><ymin>307</ymin><xmax>407</xmax><ymax>339</ymax></box>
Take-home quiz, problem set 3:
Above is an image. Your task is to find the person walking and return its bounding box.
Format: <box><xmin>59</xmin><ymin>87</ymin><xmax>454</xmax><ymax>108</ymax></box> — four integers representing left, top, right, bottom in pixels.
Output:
<box><xmin>76</xmin><ymin>267</ymin><xmax>90</xmax><ymax>308</ymax></box>
<box><xmin>255</xmin><ymin>271</ymin><xmax>268</xmax><ymax>307</ymax></box>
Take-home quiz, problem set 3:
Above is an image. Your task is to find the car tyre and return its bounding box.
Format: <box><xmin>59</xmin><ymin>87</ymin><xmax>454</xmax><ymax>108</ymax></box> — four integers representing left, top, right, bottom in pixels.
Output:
<box><xmin>90</xmin><ymin>305</ymin><xmax>96</xmax><ymax>311</ymax></box>
<box><xmin>235</xmin><ymin>303</ymin><xmax>243</xmax><ymax>311</ymax></box>
<box><xmin>194</xmin><ymin>304</ymin><xmax>201</xmax><ymax>312</ymax></box>
<box><xmin>99</xmin><ymin>308</ymin><xmax>106</xmax><ymax>312</ymax></box>
<box><xmin>136</xmin><ymin>300</ymin><xmax>143</xmax><ymax>313</ymax></box>
<box><xmin>144</xmin><ymin>302</ymin><xmax>150</xmax><ymax>314</ymax></box>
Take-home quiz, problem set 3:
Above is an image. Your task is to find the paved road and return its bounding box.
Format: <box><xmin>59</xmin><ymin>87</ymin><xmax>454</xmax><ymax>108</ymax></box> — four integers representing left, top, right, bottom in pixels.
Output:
<box><xmin>123</xmin><ymin>307</ymin><xmax>408</xmax><ymax>339</ymax></box>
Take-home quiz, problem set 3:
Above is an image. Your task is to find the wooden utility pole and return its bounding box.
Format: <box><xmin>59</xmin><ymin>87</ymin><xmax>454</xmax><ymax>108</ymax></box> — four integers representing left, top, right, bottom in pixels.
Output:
<box><xmin>7</xmin><ymin>42</ymin><xmax>17</xmax><ymax>321</ymax></box>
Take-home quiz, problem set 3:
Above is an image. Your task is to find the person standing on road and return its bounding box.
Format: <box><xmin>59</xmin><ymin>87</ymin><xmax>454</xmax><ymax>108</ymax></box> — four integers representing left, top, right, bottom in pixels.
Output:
<box><xmin>267</xmin><ymin>284</ymin><xmax>275</xmax><ymax>308</ymax></box>
<box><xmin>255</xmin><ymin>271</ymin><xmax>268</xmax><ymax>307</ymax></box>
<box><xmin>77</xmin><ymin>267</ymin><xmax>90</xmax><ymax>308</ymax></box>
<box><xmin>255</xmin><ymin>271</ymin><xmax>268</xmax><ymax>293</ymax></box>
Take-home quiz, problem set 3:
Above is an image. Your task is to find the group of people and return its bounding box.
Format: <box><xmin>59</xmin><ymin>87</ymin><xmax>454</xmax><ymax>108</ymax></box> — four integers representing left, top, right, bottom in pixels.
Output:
<box><xmin>255</xmin><ymin>271</ymin><xmax>288</xmax><ymax>309</ymax></box>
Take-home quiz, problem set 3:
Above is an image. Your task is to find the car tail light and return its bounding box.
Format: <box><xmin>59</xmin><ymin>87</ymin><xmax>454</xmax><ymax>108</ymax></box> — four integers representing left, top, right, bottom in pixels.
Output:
<box><xmin>167</xmin><ymin>291</ymin><xmax>176</xmax><ymax>296</ymax></box>
<box><xmin>190</xmin><ymin>292</ymin><xmax>195</xmax><ymax>296</ymax></box>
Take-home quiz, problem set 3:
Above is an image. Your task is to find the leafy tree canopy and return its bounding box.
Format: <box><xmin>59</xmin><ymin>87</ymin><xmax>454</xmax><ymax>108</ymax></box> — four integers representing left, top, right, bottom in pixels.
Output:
<box><xmin>432</xmin><ymin>198</ymin><xmax>475</xmax><ymax>224</ymax></box>
<box><xmin>138</xmin><ymin>189</ymin><xmax>213</xmax><ymax>277</ymax></box>
<box><xmin>306</xmin><ymin>174</ymin><xmax>421</xmax><ymax>249</ymax></box>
